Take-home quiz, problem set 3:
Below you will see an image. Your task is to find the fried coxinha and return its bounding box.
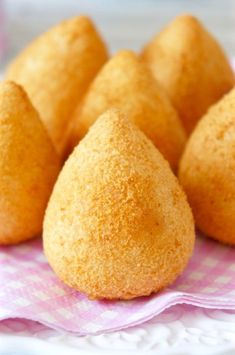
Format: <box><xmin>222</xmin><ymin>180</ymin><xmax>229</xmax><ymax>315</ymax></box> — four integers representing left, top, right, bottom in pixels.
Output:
<box><xmin>43</xmin><ymin>109</ymin><xmax>195</xmax><ymax>300</ymax></box>
<box><xmin>179</xmin><ymin>87</ymin><xmax>235</xmax><ymax>246</ymax></box>
<box><xmin>141</xmin><ymin>14</ymin><xmax>234</xmax><ymax>134</ymax></box>
<box><xmin>0</xmin><ymin>81</ymin><xmax>60</xmax><ymax>245</ymax></box>
<box><xmin>6</xmin><ymin>16</ymin><xmax>108</xmax><ymax>157</ymax></box>
<box><xmin>69</xmin><ymin>50</ymin><xmax>186</xmax><ymax>172</ymax></box>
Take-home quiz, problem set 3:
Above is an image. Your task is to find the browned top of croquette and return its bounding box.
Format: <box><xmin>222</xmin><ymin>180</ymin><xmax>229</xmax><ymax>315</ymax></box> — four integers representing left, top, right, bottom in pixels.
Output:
<box><xmin>69</xmin><ymin>50</ymin><xmax>186</xmax><ymax>171</ymax></box>
<box><xmin>0</xmin><ymin>81</ymin><xmax>60</xmax><ymax>244</ymax></box>
<box><xmin>179</xmin><ymin>87</ymin><xmax>235</xmax><ymax>244</ymax></box>
<box><xmin>44</xmin><ymin>109</ymin><xmax>194</xmax><ymax>300</ymax></box>
<box><xmin>6</xmin><ymin>16</ymin><xmax>108</xmax><ymax>155</ymax></box>
<box><xmin>141</xmin><ymin>14</ymin><xmax>235</xmax><ymax>134</ymax></box>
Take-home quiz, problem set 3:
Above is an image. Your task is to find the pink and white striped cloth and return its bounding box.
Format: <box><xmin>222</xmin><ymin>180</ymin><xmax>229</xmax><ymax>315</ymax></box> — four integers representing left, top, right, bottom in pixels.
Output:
<box><xmin>0</xmin><ymin>233</ymin><xmax>235</xmax><ymax>335</ymax></box>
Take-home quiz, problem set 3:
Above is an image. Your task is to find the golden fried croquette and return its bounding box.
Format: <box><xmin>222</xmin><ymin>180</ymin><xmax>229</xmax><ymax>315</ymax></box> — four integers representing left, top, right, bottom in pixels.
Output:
<box><xmin>68</xmin><ymin>50</ymin><xmax>186</xmax><ymax>171</ymax></box>
<box><xmin>179</xmin><ymin>88</ymin><xmax>235</xmax><ymax>245</ymax></box>
<box><xmin>141</xmin><ymin>14</ymin><xmax>234</xmax><ymax>134</ymax></box>
<box><xmin>0</xmin><ymin>81</ymin><xmax>60</xmax><ymax>245</ymax></box>
<box><xmin>43</xmin><ymin>109</ymin><xmax>195</xmax><ymax>300</ymax></box>
<box><xmin>6</xmin><ymin>16</ymin><xmax>108</xmax><ymax>156</ymax></box>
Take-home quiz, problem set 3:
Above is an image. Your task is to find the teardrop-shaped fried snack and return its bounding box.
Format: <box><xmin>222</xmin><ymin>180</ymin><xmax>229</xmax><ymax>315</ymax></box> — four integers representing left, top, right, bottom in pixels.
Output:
<box><xmin>0</xmin><ymin>81</ymin><xmax>60</xmax><ymax>245</ymax></box>
<box><xmin>6</xmin><ymin>16</ymin><xmax>108</xmax><ymax>156</ymax></box>
<box><xmin>141</xmin><ymin>14</ymin><xmax>234</xmax><ymax>134</ymax></box>
<box><xmin>69</xmin><ymin>50</ymin><xmax>186</xmax><ymax>171</ymax></box>
<box><xmin>43</xmin><ymin>109</ymin><xmax>195</xmax><ymax>300</ymax></box>
<box><xmin>179</xmin><ymin>88</ymin><xmax>235</xmax><ymax>245</ymax></box>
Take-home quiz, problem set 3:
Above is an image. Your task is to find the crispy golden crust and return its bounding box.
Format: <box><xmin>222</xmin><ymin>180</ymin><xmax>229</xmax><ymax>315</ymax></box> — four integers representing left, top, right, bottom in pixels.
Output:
<box><xmin>179</xmin><ymin>88</ymin><xmax>235</xmax><ymax>245</ymax></box>
<box><xmin>43</xmin><ymin>109</ymin><xmax>195</xmax><ymax>300</ymax></box>
<box><xmin>141</xmin><ymin>14</ymin><xmax>235</xmax><ymax>134</ymax></box>
<box><xmin>68</xmin><ymin>50</ymin><xmax>186</xmax><ymax>171</ymax></box>
<box><xmin>0</xmin><ymin>81</ymin><xmax>60</xmax><ymax>245</ymax></box>
<box><xmin>6</xmin><ymin>16</ymin><xmax>108</xmax><ymax>156</ymax></box>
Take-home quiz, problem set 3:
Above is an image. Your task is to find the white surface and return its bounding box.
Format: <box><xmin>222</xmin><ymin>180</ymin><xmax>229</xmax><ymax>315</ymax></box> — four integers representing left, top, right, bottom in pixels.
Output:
<box><xmin>1</xmin><ymin>306</ymin><xmax>235</xmax><ymax>354</ymax></box>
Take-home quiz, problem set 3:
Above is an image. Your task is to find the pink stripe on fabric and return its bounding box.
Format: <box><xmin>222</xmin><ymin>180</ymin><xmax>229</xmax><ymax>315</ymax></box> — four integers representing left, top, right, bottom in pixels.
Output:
<box><xmin>0</xmin><ymin>233</ymin><xmax>235</xmax><ymax>335</ymax></box>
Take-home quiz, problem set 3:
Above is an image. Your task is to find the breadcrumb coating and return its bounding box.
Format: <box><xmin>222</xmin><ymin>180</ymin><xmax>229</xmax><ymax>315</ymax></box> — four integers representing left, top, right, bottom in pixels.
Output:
<box><xmin>141</xmin><ymin>14</ymin><xmax>234</xmax><ymax>134</ymax></box>
<box><xmin>0</xmin><ymin>81</ymin><xmax>60</xmax><ymax>245</ymax></box>
<box><xmin>179</xmin><ymin>88</ymin><xmax>235</xmax><ymax>245</ymax></box>
<box><xmin>44</xmin><ymin>109</ymin><xmax>195</xmax><ymax>300</ymax></box>
<box><xmin>68</xmin><ymin>50</ymin><xmax>186</xmax><ymax>171</ymax></box>
<box><xmin>6</xmin><ymin>16</ymin><xmax>108</xmax><ymax>156</ymax></box>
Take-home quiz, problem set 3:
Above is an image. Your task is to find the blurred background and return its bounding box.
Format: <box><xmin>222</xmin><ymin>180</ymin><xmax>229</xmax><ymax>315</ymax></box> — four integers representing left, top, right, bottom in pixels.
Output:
<box><xmin>0</xmin><ymin>0</ymin><xmax>235</xmax><ymax>70</ymax></box>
